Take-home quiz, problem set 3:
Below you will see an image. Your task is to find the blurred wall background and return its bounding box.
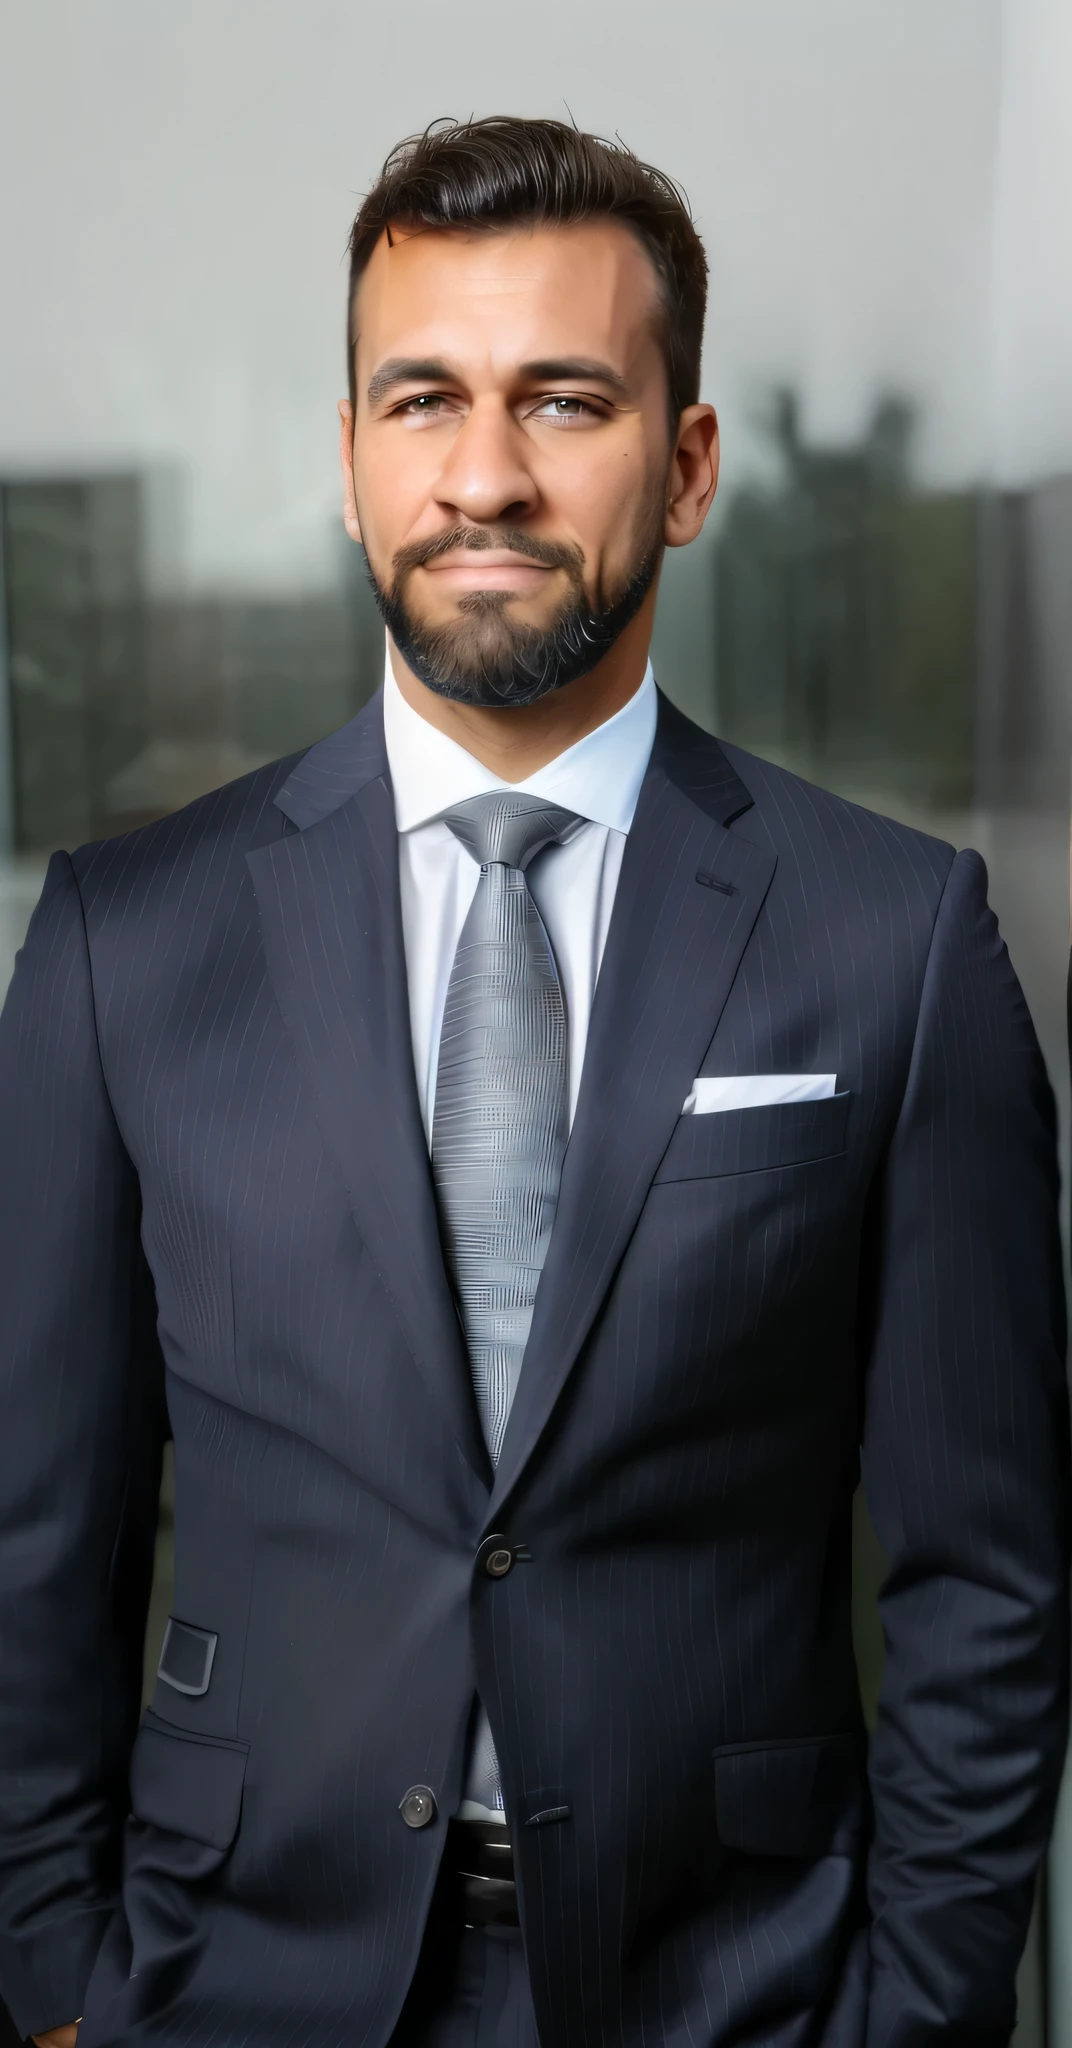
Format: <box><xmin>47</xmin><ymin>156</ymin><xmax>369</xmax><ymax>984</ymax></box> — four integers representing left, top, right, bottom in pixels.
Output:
<box><xmin>0</xmin><ymin>1</ymin><xmax>1069</xmax><ymax>2041</ymax></box>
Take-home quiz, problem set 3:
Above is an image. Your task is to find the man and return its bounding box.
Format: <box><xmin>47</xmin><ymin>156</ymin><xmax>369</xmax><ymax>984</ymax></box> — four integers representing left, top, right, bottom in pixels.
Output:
<box><xmin>0</xmin><ymin>115</ymin><xmax>1068</xmax><ymax>2048</ymax></box>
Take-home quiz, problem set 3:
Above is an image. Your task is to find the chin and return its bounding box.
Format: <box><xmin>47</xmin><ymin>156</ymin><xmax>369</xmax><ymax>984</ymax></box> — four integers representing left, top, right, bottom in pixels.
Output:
<box><xmin>412</xmin><ymin>594</ymin><xmax>557</xmax><ymax>682</ymax></box>
<box><xmin>419</xmin><ymin>633</ymin><xmax>552</xmax><ymax>706</ymax></box>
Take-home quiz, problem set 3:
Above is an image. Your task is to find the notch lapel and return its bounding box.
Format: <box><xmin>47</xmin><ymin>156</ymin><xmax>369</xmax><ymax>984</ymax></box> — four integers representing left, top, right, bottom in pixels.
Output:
<box><xmin>248</xmin><ymin>696</ymin><xmax>489</xmax><ymax>1491</ymax></box>
<box><xmin>488</xmin><ymin>700</ymin><xmax>777</xmax><ymax>1515</ymax></box>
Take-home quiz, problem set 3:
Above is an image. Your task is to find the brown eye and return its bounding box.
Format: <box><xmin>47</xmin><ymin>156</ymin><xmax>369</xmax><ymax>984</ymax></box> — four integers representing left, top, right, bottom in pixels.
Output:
<box><xmin>533</xmin><ymin>395</ymin><xmax>599</xmax><ymax>423</ymax></box>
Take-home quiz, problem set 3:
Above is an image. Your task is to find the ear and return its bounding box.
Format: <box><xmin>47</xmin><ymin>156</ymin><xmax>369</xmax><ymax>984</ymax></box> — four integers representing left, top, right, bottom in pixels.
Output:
<box><xmin>338</xmin><ymin>399</ymin><xmax>363</xmax><ymax>544</ymax></box>
<box><xmin>664</xmin><ymin>404</ymin><xmax>719</xmax><ymax>548</ymax></box>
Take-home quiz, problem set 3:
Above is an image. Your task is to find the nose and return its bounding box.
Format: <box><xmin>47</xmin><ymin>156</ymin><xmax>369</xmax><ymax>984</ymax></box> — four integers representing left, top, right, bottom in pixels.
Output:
<box><xmin>433</xmin><ymin>397</ymin><xmax>538</xmax><ymax>526</ymax></box>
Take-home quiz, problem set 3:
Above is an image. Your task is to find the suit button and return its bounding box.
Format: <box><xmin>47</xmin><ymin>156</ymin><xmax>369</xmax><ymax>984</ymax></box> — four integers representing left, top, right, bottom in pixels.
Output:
<box><xmin>476</xmin><ymin>1534</ymin><xmax>515</xmax><ymax>1579</ymax></box>
<box><xmin>399</xmin><ymin>1785</ymin><xmax>437</xmax><ymax>1829</ymax></box>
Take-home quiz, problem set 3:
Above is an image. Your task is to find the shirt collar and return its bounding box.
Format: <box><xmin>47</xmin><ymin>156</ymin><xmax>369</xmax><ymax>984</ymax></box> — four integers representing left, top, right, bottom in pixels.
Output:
<box><xmin>382</xmin><ymin>640</ymin><xmax>657</xmax><ymax>836</ymax></box>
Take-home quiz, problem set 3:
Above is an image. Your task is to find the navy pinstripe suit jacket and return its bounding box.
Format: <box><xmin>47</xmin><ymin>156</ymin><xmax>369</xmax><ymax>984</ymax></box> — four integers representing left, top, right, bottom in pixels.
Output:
<box><xmin>0</xmin><ymin>689</ymin><xmax>1068</xmax><ymax>2047</ymax></box>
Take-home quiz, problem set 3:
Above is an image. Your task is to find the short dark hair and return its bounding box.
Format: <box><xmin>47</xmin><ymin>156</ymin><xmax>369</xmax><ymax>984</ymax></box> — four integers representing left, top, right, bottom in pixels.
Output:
<box><xmin>346</xmin><ymin>116</ymin><xmax>708</xmax><ymax>426</ymax></box>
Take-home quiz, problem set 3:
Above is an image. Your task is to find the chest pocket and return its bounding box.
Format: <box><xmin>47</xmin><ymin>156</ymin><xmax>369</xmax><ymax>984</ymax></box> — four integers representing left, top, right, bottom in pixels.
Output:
<box><xmin>653</xmin><ymin>1091</ymin><xmax>851</xmax><ymax>1185</ymax></box>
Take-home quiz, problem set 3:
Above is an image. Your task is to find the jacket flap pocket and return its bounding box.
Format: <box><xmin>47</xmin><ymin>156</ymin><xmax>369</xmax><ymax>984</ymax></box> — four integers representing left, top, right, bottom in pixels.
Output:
<box><xmin>654</xmin><ymin>1092</ymin><xmax>851</xmax><ymax>1184</ymax></box>
<box><xmin>713</xmin><ymin>1733</ymin><xmax>865</xmax><ymax>1857</ymax></box>
<box><xmin>130</xmin><ymin>1711</ymin><xmax>249</xmax><ymax>1850</ymax></box>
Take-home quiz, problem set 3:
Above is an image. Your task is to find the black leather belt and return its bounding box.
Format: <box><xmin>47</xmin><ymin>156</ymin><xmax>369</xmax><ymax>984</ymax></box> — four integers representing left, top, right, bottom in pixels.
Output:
<box><xmin>445</xmin><ymin>1819</ymin><xmax>518</xmax><ymax>1926</ymax></box>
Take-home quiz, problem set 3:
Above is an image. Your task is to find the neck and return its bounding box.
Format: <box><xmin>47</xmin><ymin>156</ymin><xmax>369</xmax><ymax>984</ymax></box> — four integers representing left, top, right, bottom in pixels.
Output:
<box><xmin>387</xmin><ymin>602</ymin><xmax>655</xmax><ymax>781</ymax></box>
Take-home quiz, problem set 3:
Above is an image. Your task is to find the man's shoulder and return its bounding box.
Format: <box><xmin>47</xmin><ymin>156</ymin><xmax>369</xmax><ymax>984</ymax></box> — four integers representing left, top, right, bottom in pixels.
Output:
<box><xmin>716</xmin><ymin>735</ymin><xmax>958</xmax><ymax>901</ymax></box>
<box><xmin>68</xmin><ymin>690</ymin><xmax>387</xmax><ymax>914</ymax></box>
<box><xmin>68</xmin><ymin>750</ymin><xmax>304</xmax><ymax>914</ymax></box>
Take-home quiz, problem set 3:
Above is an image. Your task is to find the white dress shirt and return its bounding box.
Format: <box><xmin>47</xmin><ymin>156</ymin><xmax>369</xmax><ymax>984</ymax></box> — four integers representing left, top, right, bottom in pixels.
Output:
<box><xmin>382</xmin><ymin>646</ymin><xmax>657</xmax><ymax>1821</ymax></box>
<box><xmin>382</xmin><ymin>649</ymin><xmax>657</xmax><ymax>1138</ymax></box>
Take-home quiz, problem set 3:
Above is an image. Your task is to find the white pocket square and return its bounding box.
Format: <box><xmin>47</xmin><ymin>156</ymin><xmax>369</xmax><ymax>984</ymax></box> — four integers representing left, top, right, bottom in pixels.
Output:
<box><xmin>682</xmin><ymin>1075</ymin><xmax>837</xmax><ymax>1115</ymax></box>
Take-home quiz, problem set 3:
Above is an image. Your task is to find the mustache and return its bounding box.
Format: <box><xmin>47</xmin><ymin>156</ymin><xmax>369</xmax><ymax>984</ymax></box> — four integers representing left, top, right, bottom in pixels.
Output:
<box><xmin>391</xmin><ymin>526</ymin><xmax>585</xmax><ymax>578</ymax></box>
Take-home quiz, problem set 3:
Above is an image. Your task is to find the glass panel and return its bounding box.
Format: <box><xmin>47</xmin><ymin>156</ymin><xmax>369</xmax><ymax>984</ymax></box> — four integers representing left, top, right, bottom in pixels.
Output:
<box><xmin>0</xmin><ymin>478</ymin><xmax>384</xmax><ymax>853</ymax></box>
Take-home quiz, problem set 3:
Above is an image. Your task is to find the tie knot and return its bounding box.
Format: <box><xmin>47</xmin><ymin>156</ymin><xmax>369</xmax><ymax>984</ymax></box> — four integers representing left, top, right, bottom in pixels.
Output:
<box><xmin>439</xmin><ymin>791</ymin><xmax>584</xmax><ymax>871</ymax></box>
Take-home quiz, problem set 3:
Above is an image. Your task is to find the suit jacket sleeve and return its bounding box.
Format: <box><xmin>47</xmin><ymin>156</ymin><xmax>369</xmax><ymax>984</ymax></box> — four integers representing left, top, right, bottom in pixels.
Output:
<box><xmin>0</xmin><ymin>852</ymin><xmax>165</xmax><ymax>2039</ymax></box>
<box><xmin>861</xmin><ymin>847</ymin><xmax>1071</xmax><ymax>2047</ymax></box>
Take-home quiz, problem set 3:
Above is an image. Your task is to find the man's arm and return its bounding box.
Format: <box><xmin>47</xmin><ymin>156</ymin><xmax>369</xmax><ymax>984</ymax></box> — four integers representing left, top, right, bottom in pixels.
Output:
<box><xmin>0</xmin><ymin>853</ymin><xmax>165</xmax><ymax>2040</ymax></box>
<box><xmin>861</xmin><ymin>847</ymin><xmax>1071</xmax><ymax>2047</ymax></box>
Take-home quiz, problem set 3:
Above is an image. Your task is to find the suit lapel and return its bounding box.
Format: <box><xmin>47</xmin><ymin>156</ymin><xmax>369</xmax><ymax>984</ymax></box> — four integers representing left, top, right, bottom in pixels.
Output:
<box><xmin>248</xmin><ymin>689</ymin><xmax>774</xmax><ymax>1514</ymax></box>
<box><xmin>248</xmin><ymin>695</ymin><xmax>490</xmax><ymax>1489</ymax></box>
<box><xmin>488</xmin><ymin>696</ymin><xmax>776</xmax><ymax>1515</ymax></box>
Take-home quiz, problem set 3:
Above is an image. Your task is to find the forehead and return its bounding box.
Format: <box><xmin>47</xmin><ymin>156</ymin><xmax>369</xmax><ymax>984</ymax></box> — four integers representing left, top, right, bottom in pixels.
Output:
<box><xmin>352</xmin><ymin>218</ymin><xmax>664</xmax><ymax>377</ymax></box>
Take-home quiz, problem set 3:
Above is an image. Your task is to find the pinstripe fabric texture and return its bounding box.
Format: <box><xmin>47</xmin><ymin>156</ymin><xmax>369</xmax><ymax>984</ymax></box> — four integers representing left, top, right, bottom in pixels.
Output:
<box><xmin>0</xmin><ymin>688</ymin><xmax>1067</xmax><ymax>2048</ymax></box>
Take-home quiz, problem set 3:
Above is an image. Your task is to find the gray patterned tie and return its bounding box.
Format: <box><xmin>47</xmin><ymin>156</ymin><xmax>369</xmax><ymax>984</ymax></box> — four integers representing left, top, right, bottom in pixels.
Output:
<box><xmin>432</xmin><ymin>790</ymin><xmax>582</xmax><ymax>1815</ymax></box>
<box><xmin>432</xmin><ymin>790</ymin><xmax>583</xmax><ymax>1464</ymax></box>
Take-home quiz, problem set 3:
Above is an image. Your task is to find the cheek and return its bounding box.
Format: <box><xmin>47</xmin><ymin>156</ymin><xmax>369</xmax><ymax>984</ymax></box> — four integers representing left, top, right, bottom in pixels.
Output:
<box><xmin>554</xmin><ymin>427</ymin><xmax>659</xmax><ymax>516</ymax></box>
<box><xmin>555</xmin><ymin>448</ymin><xmax>662</xmax><ymax>575</ymax></box>
<box><xmin>353</xmin><ymin>436</ymin><xmax>437</xmax><ymax>555</ymax></box>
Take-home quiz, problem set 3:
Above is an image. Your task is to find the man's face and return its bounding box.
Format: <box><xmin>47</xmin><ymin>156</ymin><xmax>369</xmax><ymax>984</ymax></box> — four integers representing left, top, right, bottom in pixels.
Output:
<box><xmin>345</xmin><ymin>219</ymin><xmax>679</xmax><ymax>705</ymax></box>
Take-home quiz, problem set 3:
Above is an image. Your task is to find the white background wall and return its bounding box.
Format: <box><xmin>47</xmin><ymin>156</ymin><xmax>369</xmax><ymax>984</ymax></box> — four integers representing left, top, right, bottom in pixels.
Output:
<box><xmin>990</xmin><ymin>0</ymin><xmax>1072</xmax><ymax>483</ymax></box>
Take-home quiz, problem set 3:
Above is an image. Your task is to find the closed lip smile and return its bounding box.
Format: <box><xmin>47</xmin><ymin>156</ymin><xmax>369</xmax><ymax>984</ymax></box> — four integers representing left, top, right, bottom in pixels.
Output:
<box><xmin>420</xmin><ymin>549</ymin><xmax>558</xmax><ymax>593</ymax></box>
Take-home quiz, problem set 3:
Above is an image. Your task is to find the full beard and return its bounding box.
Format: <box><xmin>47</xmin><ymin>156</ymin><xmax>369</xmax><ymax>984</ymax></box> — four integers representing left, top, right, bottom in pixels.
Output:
<box><xmin>365</xmin><ymin>515</ymin><xmax>662</xmax><ymax>709</ymax></box>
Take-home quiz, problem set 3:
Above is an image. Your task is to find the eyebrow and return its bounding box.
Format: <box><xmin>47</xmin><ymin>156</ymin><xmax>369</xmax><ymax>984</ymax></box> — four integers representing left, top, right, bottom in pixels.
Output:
<box><xmin>366</xmin><ymin>358</ymin><xmax>453</xmax><ymax>408</ymax></box>
<box><xmin>365</xmin><ymin>354</ymin><xmax>630</xmax><ymax>410</ymax></box>
<box><xmin>520</xmin><ymin>358</ymin><xmax>629</xmax><ymax>396</ymax></box>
